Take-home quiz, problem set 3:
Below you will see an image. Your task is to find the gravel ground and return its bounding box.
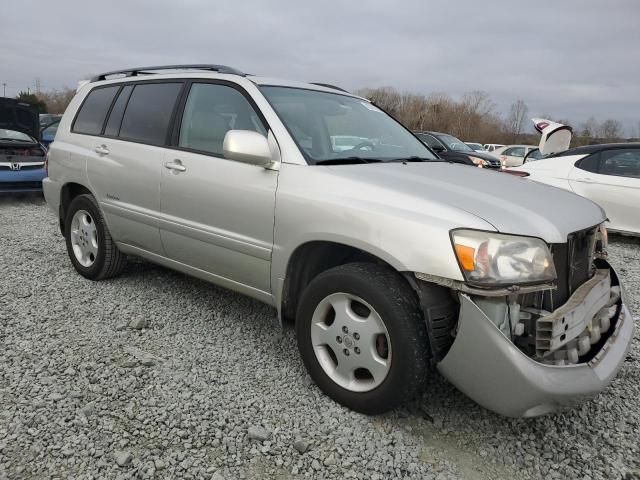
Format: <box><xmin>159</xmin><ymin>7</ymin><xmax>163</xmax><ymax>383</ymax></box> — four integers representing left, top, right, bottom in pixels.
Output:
<box><xmin>1</xmin><ymin>196</ymin><xmax>639</xmax><ymax>480</ymax></box>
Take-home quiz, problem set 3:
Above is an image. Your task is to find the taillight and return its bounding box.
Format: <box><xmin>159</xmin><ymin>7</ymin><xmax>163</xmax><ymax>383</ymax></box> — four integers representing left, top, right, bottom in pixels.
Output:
<box><xmin>45</xmin><ymin>150</ymin><xmax>50</xmax><ymax>175</ymax></box>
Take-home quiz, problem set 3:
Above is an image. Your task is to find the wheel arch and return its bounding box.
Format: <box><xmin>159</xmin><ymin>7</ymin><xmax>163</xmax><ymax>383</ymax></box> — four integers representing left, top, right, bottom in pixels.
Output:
<box><xmin>279</xmin><ymin>239</ymin><xmax>459</xmax><ymax>365</ymax></box>
<box><xmin>59</xmin><ymin>182</ymin><xmax>93</xmax><ymax>235</ymax></box>
<box><xmin>279</xmin><ymin>240</ymin><xmax>407</xmax><ymax>325</ymax></box>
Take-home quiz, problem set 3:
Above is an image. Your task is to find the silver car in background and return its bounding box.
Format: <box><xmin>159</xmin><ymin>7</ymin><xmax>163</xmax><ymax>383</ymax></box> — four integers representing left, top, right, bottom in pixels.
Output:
<box><xmin>43</xmin><ymin>65</ymin><xmax>633</xmax><ymax>417</ymax></box>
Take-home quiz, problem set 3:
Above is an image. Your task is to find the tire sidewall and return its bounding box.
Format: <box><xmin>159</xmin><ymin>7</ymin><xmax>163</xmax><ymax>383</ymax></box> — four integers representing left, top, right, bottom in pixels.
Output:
<box><xmin>64</xmin><ymin>195</ymin><xmax>108</xmax><ymax>280</ymax></box>
<box><xmin>296</xmin><ymin>265</ymin><xmax>424</xmax><ymax>413</ymax></box>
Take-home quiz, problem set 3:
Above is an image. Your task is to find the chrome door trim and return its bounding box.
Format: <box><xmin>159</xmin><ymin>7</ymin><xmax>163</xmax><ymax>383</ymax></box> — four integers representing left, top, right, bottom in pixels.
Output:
<box><xmin>157</xmin><ymin>214</ymin><xmax>271</xmax><ymax>261</ymax></box>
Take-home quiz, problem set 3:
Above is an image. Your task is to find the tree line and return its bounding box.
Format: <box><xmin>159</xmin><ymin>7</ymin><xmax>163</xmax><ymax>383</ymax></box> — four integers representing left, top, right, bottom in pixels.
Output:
<box><xmin>356</xmin><ymin>87</ymin><xmax>634</xmax><ymax>147</ymax></box>
<box><xmin>13</xmin><ymin>85</ymin><xmax>635</xmax><ymax>147</ymax></box>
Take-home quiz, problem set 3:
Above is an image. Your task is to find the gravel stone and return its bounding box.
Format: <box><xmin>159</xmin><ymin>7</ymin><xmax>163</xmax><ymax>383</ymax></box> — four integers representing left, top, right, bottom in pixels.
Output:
<box><xmin>128</xmin><ymin>317</ymin><xmax>148</xmax><ymax>330</ymax></box>
<box><xmin>293</xmin><ymin>438</ymin><xmax>310</xmax><ymax>454</ymax></box>
<box><xmin>324</xmin><ymin>453</ymin><xmax>337</xmax><ymax>466</ymax></box>
<box><xmin>247</xmin><ymin>425</ymin><xmax>271</xmax><ymax>442</ymax></box>
<box><xmin>0</xmin><ymin>198</ymin><xmax>638</xmax><ymax>480</ymax></box>
<box><xmin>114</xmin><ymin>451</ymin><xmax>133</xmax><ymax>466</ymax></box>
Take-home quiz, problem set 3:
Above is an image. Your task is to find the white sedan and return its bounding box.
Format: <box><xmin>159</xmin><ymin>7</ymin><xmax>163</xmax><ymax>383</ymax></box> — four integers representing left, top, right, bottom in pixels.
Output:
<box><xmin>493</xmin><ymin>144</ymin><xmax>539</xmax><ymax>167</ymax></box>
<box><xmin>511</xmin><ymin>143</ymin><xmax>640</xmax><ymax>235</ymax></box>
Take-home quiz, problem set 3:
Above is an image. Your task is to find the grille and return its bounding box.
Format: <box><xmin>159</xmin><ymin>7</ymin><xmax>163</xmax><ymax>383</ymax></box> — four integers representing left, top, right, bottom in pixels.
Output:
<box><xmin>0</xmin><ymin>164</ymin><xmax>44</xmax><ymax>171</ymax></box>
<box><xmin>545</xmin><ymin>227</ymin><xmax>597</xmax><ymax>310</ymax></box>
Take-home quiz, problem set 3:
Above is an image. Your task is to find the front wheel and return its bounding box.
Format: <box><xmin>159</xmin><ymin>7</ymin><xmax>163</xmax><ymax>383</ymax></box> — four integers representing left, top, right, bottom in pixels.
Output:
<box><xmin>296</xmin><ymin>263</ymin><xmax>430</xmax><ymax>414</ymax></box>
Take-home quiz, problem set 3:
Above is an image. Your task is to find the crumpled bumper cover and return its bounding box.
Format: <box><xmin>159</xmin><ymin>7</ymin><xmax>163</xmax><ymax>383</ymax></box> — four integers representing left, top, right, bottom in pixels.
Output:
<box><xmin>437</xmin><ymin>262</ymin><xmax>634</xmax><ymax>418</ymax></box>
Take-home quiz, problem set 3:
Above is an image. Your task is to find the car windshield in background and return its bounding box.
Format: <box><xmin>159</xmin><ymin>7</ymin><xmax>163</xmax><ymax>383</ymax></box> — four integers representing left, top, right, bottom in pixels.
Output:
<box><xmin>527</xmin><ymin>149</ymin><xmax>545</xmax><ymax>161</ymax></box>
<box><xmin>260</xmin><ymin>86</ymin><xmax>438</xmax><ymax>164</ymax></box>
<box><xmin>0</xmin><ymin>128</ymin><xmax>34</xmax><ymax>142</ymax></box>
<box><xmin>437</xmin><ymin>134</ymin><xmax>473</xmax><ymax>152</ymax></box>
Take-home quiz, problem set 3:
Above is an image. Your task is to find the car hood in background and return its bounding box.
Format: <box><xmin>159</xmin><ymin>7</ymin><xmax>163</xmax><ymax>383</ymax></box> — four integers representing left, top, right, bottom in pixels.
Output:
<box><xmin>440</xmin><ymin>149</ymin><xmax>501</xmax><ymax>167</ymax></box>
<box><xmin>533</xmin><ymin>118</ymin><xmax>572</xmax><ymax>156</ymax></box>
<box><xmin>0</xmin><ymin>97</ymin><xmax>40</xmax><ymax>141</ymax></box>
<box><xmin>464</xmin><ymin>150</ymin><xmax>502</xmax><ymax>164</ymax></box>
<box><xmin>326</xmin><ymin>162</ymin><xmax>605</xmax><ymax>243</ymax></box>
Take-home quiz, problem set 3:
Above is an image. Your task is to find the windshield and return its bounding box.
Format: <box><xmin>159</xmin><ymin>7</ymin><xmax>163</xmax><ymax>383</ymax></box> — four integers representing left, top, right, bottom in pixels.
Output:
<box><xmin>436</xmin><ymin>134</ymin><xmax>473</xmax><ymax>152</ymax></box>
<box><xmin>0</xmin><ymin>128</ymin><xmax>35</xmax><ymax>142</ymax></box>
<box><xmin>260</xmin><ymin>86</ymin><xmax>438</xmax><ymax>164</ymax></box>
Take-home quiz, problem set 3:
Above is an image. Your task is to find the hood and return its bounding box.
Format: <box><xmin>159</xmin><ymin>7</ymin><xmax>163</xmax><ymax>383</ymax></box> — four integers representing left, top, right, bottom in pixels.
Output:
<box><xmin>0</xmin><ymin>97</ymin><xmax>40</xmax><ymax>142</ymax></box>
<box><xmin>533</xmin><ymin>118</ymin><xmax>572</xmax><ymax>156</ymax></box>
<box><xmin>326</xmin><ymin>162</ymin><xmax>605</xmax><ymax>244</ymax></box>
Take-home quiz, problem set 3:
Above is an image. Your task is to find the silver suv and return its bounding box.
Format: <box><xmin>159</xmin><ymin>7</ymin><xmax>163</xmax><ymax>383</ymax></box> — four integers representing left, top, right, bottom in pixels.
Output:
<box><xmin>43</xmin><ymin>65</ymin><xmax>633</xmax><ymax>417</ymax></box>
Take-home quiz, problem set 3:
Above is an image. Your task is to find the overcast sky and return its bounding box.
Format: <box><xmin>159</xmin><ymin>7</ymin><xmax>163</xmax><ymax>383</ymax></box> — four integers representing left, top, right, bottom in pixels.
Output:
<box><xmin>3</xmin><ymin>0</ymin><xmax>639</xmax><ymax>134</ymax></box>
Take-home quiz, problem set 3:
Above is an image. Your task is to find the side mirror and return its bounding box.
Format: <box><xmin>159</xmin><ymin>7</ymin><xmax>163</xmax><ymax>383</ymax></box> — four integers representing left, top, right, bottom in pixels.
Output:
<box><xmin>431</xmin><ymin>144</ymin><xmax>445</xmax><ymax>153</ymax></box>
<box><xmin>223</xmin><ymin>130</ymin><xmax>274</xmax><ymax>167</ymax></box>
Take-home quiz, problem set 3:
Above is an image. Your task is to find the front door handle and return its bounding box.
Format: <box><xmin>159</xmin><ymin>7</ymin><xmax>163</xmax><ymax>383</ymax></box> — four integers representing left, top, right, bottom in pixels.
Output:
<box><xmin>94</xmin><ymin>145</ymin><xmax>109</xmax><ymax>155</ymax></box>
<box><xmin>576</xmin><ymin>177</ymin><xmax>594</xmax><ymax>183</ymax></box>
<box><xmin>164</xmin><ymin>160</ymin><xmax>186</xmax><ymax>172</ymax></box>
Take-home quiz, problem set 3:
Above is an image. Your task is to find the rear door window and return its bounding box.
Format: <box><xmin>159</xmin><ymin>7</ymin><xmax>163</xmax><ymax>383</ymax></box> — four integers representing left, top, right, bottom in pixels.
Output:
<box><xmin>415</xmin><ymin>133</ymin><xmax>442</xmax><ymax>149</ymax></box>
<box><xmin>72</xmin><ymin>86</ymin><xmax>119</xmax><ymax>135</ymax></box>
<box><xmin>119</xmin><ymin>83</ymin><xmax>183</xmax><ymax>145</ymax></box>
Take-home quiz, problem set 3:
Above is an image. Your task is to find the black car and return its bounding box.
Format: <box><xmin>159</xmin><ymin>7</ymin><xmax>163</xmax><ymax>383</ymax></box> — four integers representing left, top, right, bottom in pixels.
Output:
<box><xmin>413</xmin><ymin>131</ymin><xmax>502</xmax><ymax>169</ymax></box>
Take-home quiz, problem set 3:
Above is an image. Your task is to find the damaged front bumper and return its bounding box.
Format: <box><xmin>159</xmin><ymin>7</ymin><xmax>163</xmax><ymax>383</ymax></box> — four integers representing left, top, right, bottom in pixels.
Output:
<box><xmin>437</xmin><ymin>261</ymin><xmax>634</xmax><ymax>417</ymax></box>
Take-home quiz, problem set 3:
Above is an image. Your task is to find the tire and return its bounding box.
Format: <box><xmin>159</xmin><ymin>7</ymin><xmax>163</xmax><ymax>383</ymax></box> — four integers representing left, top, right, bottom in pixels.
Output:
<box><xmin>296</xmin><ymin>262</ymin><xmax>430</xmax><ymax>414</ymax></box>
<box><xmin>64</xmin><ymin>194</ymin><xmax>126</xmax><ymax>280</ymax></box>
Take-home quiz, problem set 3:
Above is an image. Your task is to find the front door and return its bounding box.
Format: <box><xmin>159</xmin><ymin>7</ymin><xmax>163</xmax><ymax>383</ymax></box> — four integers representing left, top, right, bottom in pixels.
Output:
<box><xmin>159</xmin><ymin>82</ymin><xmax>278</xmax><ymax>296</ymax></box>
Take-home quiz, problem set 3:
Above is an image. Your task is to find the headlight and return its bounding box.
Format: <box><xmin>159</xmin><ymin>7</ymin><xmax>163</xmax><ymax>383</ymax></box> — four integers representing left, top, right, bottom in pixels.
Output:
<box><xmin>468</xmin><ymin>155</ymin><xmax>488</xmax><ymax>168</ymax></box>
<box><xmin>451</xmin><ymin>229</ymin><xmax>556</xmax><ymax>286</ymax></box>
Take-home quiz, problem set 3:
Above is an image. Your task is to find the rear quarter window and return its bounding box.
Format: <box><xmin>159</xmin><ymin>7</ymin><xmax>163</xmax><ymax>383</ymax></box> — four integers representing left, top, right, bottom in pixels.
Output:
<box><xmin>104</xmin><ymin>85</ymin><xmax>133</xmax><ymax>137</ymax></box>
<box><xmin>118</xmin><ymin>83</ymin><xmax>182</xmax><ymax>145</ymax></box>
<box><xmin>576</xmin><ymin>152</ymin><xmax>601</xmax><ymax>173</ymax></box>
<box><xmin>72</xmin><ymin>86</ymin><xmax>120</xmax><ymax>135</ymax></box>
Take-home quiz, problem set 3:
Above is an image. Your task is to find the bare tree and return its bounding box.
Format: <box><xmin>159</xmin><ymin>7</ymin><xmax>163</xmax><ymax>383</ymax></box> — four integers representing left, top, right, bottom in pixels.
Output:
<box><xmin>39</xmin><ymin>88</ymin><xmax>76</xmax><ymax>114</ymax></box>
<box><xmin>505</xmin><ymin>99</ymin><xmax>529</xmax><ymax>140</ymax></box>
<box><xmin>598</xmin><ymin>119</ymin><xmax>624</xmax><ymax>140</ymax></box>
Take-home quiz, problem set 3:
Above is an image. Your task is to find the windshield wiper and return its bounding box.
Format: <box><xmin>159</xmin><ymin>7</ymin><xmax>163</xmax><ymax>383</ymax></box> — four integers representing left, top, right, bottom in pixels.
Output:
<box><xmin>315</xmin><ymin>157</ymin><xmax>383</xmax><ymax>165</ymax></box>
<box><xmin>386</xmin><ymin>156</ymin><xmax>447</xmax><ymax>163</ymax></box>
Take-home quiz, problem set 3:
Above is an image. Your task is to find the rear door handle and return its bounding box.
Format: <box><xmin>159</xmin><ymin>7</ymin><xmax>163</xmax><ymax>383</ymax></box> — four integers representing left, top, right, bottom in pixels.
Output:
<box><xmin>94</xmin><ymin>145</ymin><xmax>109</xmax><ymax>155</ymax></box>
<box><xmin>164</xmin><ymin>160</ymin><xmax>186</xmax><ymax>172</ymax></box>
<box><xmin>576</xmin><ymin>177</ymin><xmax>594</xmax><ymax>183</ymax></box>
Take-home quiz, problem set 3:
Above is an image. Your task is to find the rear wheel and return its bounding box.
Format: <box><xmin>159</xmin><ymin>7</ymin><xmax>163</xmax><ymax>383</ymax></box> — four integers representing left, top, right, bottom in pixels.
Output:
<box><xmin>296</xmin><ymin>262</ymin><xmax>430</xmax><ymax>414</ymax></box>
<box><xmin>64</xmin><ymin>194</ymin><xmax>126</xmax><ymax>280</ymax></box>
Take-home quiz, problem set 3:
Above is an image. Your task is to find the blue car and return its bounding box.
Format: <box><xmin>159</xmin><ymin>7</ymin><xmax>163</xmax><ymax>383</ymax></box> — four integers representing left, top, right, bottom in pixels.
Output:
<box><xmin>41</xmin><ymin>120</ymin><xmax>60</xmax><ymax>149</ymax></box>
<box><xmin>0</xmin><ymin>98</ymin><xmax>47</xmax><ymax>193</ymax></box>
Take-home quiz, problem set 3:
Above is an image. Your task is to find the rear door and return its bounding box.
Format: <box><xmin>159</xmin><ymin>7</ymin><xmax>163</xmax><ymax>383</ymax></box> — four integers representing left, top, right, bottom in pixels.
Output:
<box><xmin>159</xmin><ymin>81</ymin><xmax>278</xmax><ymax>297</ymax></box>
<box><xmin>569</xmin><ymin>148</ymin><xmax>640</xmax><ymax>233</ymax></box>
<box><xmin>82</xmin><ymin>81</ymin><xmax>184</xmax><ymax>254</ymax></box>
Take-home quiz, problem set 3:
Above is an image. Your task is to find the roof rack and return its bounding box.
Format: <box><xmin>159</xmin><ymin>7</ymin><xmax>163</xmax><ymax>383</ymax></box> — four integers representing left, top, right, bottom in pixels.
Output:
<box><xmin>90</xmin><ymin>64</ymin><xmax>246</xmax><ymax>82</ymax></box>
<box><xmin>310</xmin><ymin>82</ymin><xmax>350</xmax><ymax>93</ymax></box>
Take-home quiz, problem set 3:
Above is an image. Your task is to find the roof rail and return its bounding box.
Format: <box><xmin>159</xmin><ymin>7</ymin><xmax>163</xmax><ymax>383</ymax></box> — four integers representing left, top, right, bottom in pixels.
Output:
<box><xmin>90</xmin><ymin>64</ymin><xmax>246</xmax><ymax>82</ymax></box>
<box><xmin>310</xmin><ymin>82</ymin><xmax>350</xmax><ymax>93</ymax></box>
